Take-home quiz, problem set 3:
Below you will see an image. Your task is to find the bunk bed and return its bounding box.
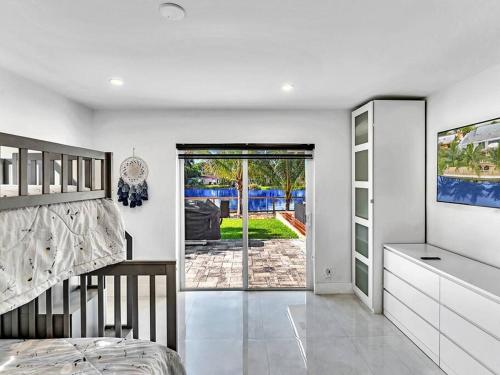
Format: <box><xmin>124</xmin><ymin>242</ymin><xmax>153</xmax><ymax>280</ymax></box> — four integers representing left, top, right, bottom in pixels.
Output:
<box><xmin>0</xmin><ymin>132</ymin><xmax>183</xmax><ymax>374</ymax></box>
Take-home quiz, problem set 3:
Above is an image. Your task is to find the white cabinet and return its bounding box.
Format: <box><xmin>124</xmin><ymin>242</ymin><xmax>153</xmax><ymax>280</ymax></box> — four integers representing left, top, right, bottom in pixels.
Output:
<box><xmin>440</xmin><ymin>277</ymin><xmax>500</xmax><ymax>339</ymax></box>
<box><xmin>384</xmin><ymin>291</ymin><xmax>439</xmax><ymax>363</ymax></box>
<box><xmin>383</xmin><ymin>271</ymin><xmax>439</xmax><ymax>328</ymax></box>
<box><xmin>351</xmin><ymin>100</ymin><xmax>425</xmax><ymax>312</ymax></box>
<box><xmin>440</xmin><ymin>335</ymin><xmax>493</xmax><ymax>375</ymax></box>
<box><xmin>383</xmin><ymin>244</ymin><xmax>500</xmax><ymax>375</ymax></box>
<box><xmin>384</xmin><ymin>250</ymin><xmax>439</xmax><ymax>300</ymax></box>
<box><xmin>441</xmin><ymin>306</ymin><xmax>500</xmax><ymax>374</ymax></box>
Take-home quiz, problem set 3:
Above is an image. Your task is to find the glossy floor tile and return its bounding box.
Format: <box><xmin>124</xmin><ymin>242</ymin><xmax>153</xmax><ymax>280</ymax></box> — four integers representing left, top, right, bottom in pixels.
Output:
<box><xmin>116</xmin><ymin>291</ymin><xmax>445</xmax><ymax>374</ymax></box>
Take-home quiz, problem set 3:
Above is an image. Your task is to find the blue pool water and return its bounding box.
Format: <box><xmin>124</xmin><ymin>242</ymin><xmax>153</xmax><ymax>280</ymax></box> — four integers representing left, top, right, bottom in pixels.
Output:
<box><xmin>185</xmin><ymin>188</ymin><xmax>305</xmax><ymax>212</ymax></box>
<box><xmin>437</xmin><ymin>176</ymin><xmax>500</xmax><ymax>209</ymax></box>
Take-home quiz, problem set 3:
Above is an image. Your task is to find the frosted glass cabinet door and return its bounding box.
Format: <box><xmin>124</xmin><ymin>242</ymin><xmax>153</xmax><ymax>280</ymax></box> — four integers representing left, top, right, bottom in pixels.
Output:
<box><xmin>355</xmin><ymin>259</ymin><xmax>369</xmax><ymax>296</ymax></box>
<box><xmin>354</xmin><ymin>111</ymin><xmax>369</xmax><ymax>145</ymax></box>
<box><xmin>355</xmin><ymin>223</ymin><xmax>369</xmax><ymax>258</ymax></box>
<box><xmin>355</xmin><ymin>188</ymin><xmax>369</xmax><ymax>220</ymax></box>
<box><xmin>352</xmin><ymin>101</ymin><xmax>373</xmax><ymax>310</ymax></box>
<box><xmin>355</xmin><ymin>150</ymin><xmax>368</xmax><ymax>181</ymax></box>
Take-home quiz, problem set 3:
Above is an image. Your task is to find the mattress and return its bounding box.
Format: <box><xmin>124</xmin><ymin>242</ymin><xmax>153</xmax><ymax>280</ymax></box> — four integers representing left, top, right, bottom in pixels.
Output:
<box><xmin>0</xmin><ymin>199</ymin><xmax>126</xmax><ymax>314</ymax></box>
<box><xmin>0</xmin><ymin>338</ymin><xmax>185</xmax><ymax>374</ymax></box>
<box><xmin>0</xmin><ymin>184</ymin><xmax>89</xmax><ymax>197</ymax></box>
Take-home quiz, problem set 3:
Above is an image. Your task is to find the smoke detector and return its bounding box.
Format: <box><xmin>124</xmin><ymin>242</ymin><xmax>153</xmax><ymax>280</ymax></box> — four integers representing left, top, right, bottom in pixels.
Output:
<box><xmin>159</xmin><ymin>3</ymin><xmax>186</xmax><ymax>21</ymax></box>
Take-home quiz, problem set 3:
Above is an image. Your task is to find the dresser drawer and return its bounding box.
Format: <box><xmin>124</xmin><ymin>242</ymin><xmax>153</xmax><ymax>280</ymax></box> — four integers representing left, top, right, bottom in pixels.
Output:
<box><xmin>441</xmin><ymin>306</ymin><xmax>500</xmax><ymax>374</ymax></box>
<box><xmin>441</xmin><ymin>277</ymin><xmax>500</xmax><ymax>339</ymax></box>
<box><xmin>384</xmin><ymin>291</ymin><xmax>439</xmax><ymax>362</ymax></box>
<box><xmin>384</xmin><ymin>249</ymin><xmax>439</xmax><ymax>299</ymax></box>
<box><xmin>440</xmin><ymin>335</ymin><xmax>493</xmax><ymax>375</ymax></box>
<box><xmin>384</xmin><ymin>270</ymin><xmax>439</xmax><ymax>328</ymax></box>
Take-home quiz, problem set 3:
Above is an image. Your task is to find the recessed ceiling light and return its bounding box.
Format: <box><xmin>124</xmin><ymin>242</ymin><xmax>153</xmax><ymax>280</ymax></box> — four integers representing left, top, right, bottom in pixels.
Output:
<box><xmin>159</xmin><ymin>3</ymin><xmax>186</xmax><ymax>21</ymax></box>
<box><xmin>282</xmin><ymin>83</ymin><xmax>295</xmax><ymax>92</ymax></box>
<box><xmin>109</xmin><ymin>78</ymin><xmax>124</xmax><ymax>87</ymax></box>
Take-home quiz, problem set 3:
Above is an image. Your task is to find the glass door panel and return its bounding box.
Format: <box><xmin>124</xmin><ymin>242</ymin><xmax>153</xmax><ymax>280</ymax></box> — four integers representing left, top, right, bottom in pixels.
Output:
<box><xmin>183</xmin><ymin>158</ymin><xmax>243</xmax><ymax>289</ymax></box>
<box><xmin>247</xmin><ymin>159</ymin><xmax>306</xmax><ymax>289</ymax></box>
<box><xmin>355</xmin><ymin>259</ymin><xmax>369</xmax><ymax>296</ymax></box>
<box><xmin>355</xmin><ymin>188</ymin><xmax>369</xmax><ymax>220</ymax></box>
<box><xmin>355</xmin><ymin>150</ymin><xmax>368</xmax><ymax>181</ymax></box>
<box><xmin>354</xmin><ymin>111</ymin><xmax>369</xmax><ymax>145</ymax></box>
<box><xmin>355</xmin><ymin>223</ymin><xmax>369</xmax><ymax>258</ymax></box>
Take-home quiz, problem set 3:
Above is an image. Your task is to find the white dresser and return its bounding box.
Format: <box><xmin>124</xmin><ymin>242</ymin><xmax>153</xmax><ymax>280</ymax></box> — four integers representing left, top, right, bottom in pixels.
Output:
<box><xmin>383</xmin><ymin>243</ymin><xmax>500</xmax><ymax>375</ymax></box>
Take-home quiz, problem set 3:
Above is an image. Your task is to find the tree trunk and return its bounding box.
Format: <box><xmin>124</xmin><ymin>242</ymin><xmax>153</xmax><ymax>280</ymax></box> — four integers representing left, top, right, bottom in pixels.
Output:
<box><xmin>236</xmin><ymin>174</ymin><xmax>243</xmax><ymax>217</ymax></box>
<box><xmin>285</xmin><ymin>191</ymin><xmax>292</xmax><ymax>211</ymax></box>
<box><xmin>237</xmin><ymin>186</ymin><xmax>242</xmax><ymax>217</ymax></box>
<box><xmin>285</xmin><ymin>160</ymin><xmax>292</xmax><ymax>211</ymax></box>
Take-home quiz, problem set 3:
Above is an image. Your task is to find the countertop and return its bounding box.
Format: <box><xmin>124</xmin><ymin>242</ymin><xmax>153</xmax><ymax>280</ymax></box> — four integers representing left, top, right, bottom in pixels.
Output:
<box><xmin>384</xmin><ymin>243</ymin><xmax>500</xmax><ymax>304</ymax></box>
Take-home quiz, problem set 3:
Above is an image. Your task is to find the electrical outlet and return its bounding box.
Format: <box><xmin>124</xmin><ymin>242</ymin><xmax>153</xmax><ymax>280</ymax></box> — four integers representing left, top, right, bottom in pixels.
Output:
<box><xmin>324</xmin><ymin>268</ymin><xmax>333</xmax><ymax>279</ymax></box>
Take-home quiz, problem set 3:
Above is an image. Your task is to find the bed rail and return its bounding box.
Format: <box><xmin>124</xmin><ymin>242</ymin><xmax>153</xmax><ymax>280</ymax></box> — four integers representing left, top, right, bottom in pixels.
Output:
<box><xmin>0</xmin><ymin>260</ymin><xmax>177</xmax><ymax>351</ymax></box>
<box><xmin>87</xmin><ymin>260</ymin><xmax>177</xmax><ymax>349</ymax></box>
<box><xmin>0</xmin><ymin>132</ymin><xmax>112</xmax><ymax>210</ymax></box>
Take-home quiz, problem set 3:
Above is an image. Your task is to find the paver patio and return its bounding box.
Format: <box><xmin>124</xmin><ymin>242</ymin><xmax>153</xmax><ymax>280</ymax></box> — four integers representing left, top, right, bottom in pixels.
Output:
<box><xmin>184</xmin><ymin>239</ymin><xmax>306</xmax><ymax>289</ymax></box>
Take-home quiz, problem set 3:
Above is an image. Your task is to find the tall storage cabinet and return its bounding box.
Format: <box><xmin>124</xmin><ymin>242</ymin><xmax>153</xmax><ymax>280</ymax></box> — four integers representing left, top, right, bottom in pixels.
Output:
<box><xmin>351</xmin><ymin>100</ymin><xmax>426</xmax><ymax>313</ymax></box>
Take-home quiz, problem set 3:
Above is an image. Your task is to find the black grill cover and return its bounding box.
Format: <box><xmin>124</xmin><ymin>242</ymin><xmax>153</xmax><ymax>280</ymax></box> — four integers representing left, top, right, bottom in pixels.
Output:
<box><xmin>185</xmin><ymin>200</ymin><xmax>221</xmax><ymax>240</ymax></box>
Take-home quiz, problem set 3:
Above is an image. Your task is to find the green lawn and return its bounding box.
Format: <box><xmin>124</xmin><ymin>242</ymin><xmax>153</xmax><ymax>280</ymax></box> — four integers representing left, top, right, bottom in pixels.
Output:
<box><xmin>220</xmin><ymin>218</ymin><xmax>298</xmax><ymax>240</ymax></box>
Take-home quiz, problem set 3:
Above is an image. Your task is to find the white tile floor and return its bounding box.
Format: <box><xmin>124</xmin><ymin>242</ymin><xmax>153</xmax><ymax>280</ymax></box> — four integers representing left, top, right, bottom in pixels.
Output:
<box><xmin>121</xmin><ymin>291</ymin><xmax>445</xmax><ymax>374</ymax></box>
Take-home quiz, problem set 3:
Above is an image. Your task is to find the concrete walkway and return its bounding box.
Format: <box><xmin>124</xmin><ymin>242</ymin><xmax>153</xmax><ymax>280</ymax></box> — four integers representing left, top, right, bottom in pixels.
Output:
<box><xmin>185</xmin><ymin>239</ymin><xmax>306</xmax><ymax>289</ymax></box>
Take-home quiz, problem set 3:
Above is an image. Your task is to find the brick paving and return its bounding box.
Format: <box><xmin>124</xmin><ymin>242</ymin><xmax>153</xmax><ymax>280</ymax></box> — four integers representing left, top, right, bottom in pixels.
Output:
<box><xmin>184</xmin><ymin>239</ymin><xmax>306</xmax><ymax>289</ymax></box>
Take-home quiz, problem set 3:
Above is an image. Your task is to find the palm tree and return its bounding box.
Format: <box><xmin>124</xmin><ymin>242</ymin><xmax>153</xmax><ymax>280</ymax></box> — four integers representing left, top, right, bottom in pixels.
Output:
<box><xmin>445</xmin><ymin>139</ymin><xmax>462</xmax><ymax>172</ymax></box>
<box><xmin>204</xmin><ymin>159</ymin><xmax>244</xmax><ymax>216</ymax></box>
<box><xmin>437</xmin><ymin>147</ymin><xmax>447</xmax><ymax>175</ymax></box>
<box><xmin>204</xmin><ymin>157</ymin><xmax>306</xmax><ymax>215</ymax></box>
<box><xmin>184</xmin><ymin>159</ymin><xmax>202</xmax><ymax>183</ymax></box>
<box><xmin>251</xmin><ymin>159</ymin><xmax>305</xmax><ymax>211</ymax></box>
<box><xmin>488</xmin><ymin>143</ymin><xmax>500</xmax><ymax>169</ymax></box>
<box><xmin>462</xmin><ymin>144</ymin><xmax>482</xmax><ymax>176</ymax></box>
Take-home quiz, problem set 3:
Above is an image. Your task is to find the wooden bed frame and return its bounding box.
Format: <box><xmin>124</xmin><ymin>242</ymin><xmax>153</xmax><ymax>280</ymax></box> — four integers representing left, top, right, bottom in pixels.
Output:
<box><xmin>0</xmin><ymin>132</ymin><xmax>112</xmax><ymax>210</ymax></box>
<box><xmin>0</xmin><ymin>132</ymin><xmax>177</xmax><ymax>350</ymax></box>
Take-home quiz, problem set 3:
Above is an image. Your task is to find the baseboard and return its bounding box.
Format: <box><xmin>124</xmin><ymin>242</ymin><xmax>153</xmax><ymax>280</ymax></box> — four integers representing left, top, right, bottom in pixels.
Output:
<box><xmin>314</xmin><ymin>282</ymin><xmax>353</xmax><ymax>294</ymax></box>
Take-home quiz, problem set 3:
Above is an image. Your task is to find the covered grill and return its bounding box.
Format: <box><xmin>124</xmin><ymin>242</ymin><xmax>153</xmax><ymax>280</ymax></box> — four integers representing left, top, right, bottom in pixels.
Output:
<box><xmin>184</xmin><ymin>199</ymin><xmax>221</xmax><ymax>240</ymax></box>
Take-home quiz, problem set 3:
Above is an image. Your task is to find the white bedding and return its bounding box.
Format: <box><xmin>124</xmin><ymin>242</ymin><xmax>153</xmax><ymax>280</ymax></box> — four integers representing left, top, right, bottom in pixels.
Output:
<box><xmin>0</xmin><ymin>338</ymin><xmax>185</xmax><ymax>374</ymax></box>
<box><xmin>0</xmin><ymin>184</ymin><xmax>89</xmax><ymax>197</ymax></box>
<box><xmin>0</xmin><ymin>199</ymin><xmax>126</xmax><ymax>314</ymax></box>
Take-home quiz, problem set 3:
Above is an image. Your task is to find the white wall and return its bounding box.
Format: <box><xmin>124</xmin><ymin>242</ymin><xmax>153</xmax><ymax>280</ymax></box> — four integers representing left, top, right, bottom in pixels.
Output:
<box><xmin>427</xmin><ymin>64</ymin><xmax>500</xmax><ymax>268</ymax></box>
<box><xmin>0</xmin><ymin>67</ymin><xmax>93</xmax><ymax>147</ymax></box>
<box><xmin>92</xmin><ymin>109</ymin><xmax>351</xmax><ymax>290</ymax></box>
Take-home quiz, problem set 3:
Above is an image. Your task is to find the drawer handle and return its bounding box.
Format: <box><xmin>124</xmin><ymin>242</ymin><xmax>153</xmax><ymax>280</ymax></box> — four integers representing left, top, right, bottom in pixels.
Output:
<box><xmin>420</xmin><ymin>256</ymin><xmax>441</xmax><ymax>261</ymax></box>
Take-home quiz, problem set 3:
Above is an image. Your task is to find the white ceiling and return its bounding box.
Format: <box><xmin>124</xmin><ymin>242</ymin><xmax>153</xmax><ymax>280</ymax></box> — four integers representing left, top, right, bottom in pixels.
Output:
<box><xmin>1</xmin><ymin>0</ymin><xmax>500</xmax><ymax>110</ymax></box>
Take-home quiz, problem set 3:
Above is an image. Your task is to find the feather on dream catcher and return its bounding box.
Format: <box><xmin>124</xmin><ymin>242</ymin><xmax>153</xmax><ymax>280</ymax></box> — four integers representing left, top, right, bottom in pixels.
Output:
<box><xmin>117</xmin><ymin>149</ymin><xmax>149</xmax><ymax>208</ymax></box>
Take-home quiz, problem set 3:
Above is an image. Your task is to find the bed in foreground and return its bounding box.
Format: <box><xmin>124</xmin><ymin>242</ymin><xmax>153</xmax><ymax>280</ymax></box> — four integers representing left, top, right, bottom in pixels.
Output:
<box><xmin>0</xmin><ymin>132</ymin><xmax>183</xmax><ymax>374</ymax></box>
<box><xmin>0</xmin><ymin>338</ymin><xmax>185</xmax><ymax>374</ymax></box>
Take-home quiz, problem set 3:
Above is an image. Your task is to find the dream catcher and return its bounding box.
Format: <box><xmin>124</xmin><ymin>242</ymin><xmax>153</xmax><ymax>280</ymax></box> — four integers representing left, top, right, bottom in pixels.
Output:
<box><xmin>117</xmin><ymin>149</ymin><xmax>149</xmax><ymax>208</ymax></box>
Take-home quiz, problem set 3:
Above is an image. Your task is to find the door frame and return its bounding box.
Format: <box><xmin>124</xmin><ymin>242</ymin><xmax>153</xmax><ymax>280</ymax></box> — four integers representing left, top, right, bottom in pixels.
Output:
<box><xmin>351</xmin><ymin>102</ymin><xmax>374</xmax><ymax>310</ymax></box>
<box><xmin>177</xmin><ymin>155</ymin><xmax>314</xmax><ymax>291</ymax></box>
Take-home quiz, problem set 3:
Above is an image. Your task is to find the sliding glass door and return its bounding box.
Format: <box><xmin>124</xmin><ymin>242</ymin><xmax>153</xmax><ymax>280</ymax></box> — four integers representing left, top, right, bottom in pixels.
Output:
<box><xmin>182</xmin><ymin>157</ymin><xmax>244</xmax><ymax>289</ymax></box>
<box><xmin>179</xmin><ymin>145</ymin><xmax>313</xmax><ymax>291</ymax></box>
<box><xmin>247</xmin><ymin>158</ymin><xmax>307</xmax><ymax>289</ymax></box>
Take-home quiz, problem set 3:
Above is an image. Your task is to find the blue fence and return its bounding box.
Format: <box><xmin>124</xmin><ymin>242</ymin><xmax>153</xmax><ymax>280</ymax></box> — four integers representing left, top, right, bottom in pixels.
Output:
<box><xmin>185</xmin><ymin>188</ymin><xmax>305</xmax><ymax>212</ymax></box>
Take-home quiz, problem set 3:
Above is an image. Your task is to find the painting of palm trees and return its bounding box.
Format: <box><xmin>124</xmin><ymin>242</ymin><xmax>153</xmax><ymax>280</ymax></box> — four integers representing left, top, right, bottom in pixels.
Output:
<box><xmin>437</xmin><ymin>117</ymin><xmax>500</xmax><ymax>208</ymax></box>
